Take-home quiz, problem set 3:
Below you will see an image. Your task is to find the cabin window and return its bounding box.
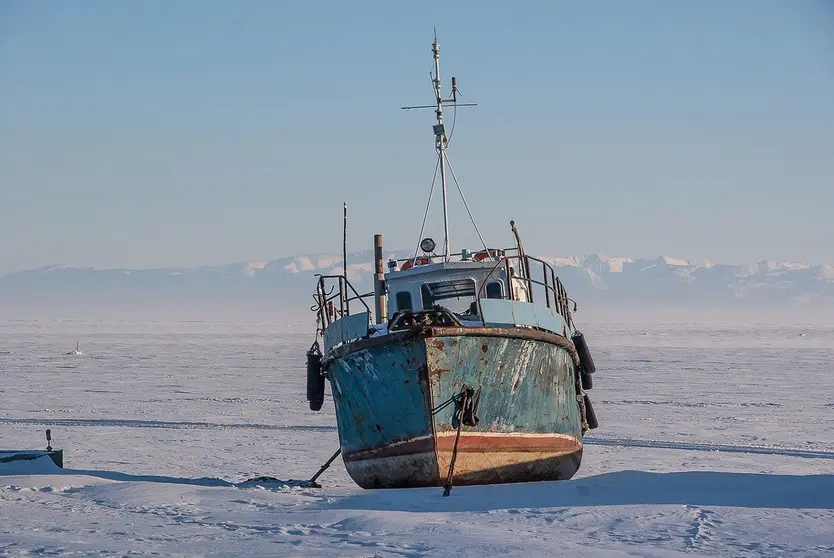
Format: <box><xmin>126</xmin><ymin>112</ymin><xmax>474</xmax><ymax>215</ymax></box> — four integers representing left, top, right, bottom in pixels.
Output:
<box><xmin>395</xmin><ymin>291</ymin><xmax>413</xmax><ymax>312</ymax></box>
<box><xmin>421</xmin><ymin>278</ymin><xmax>477</xmax><ymax>313</ymax></box>
<box><xmin>485</xmin><ymin>280</ymin><xmax>504</xmax><ymax>299</ymax></box>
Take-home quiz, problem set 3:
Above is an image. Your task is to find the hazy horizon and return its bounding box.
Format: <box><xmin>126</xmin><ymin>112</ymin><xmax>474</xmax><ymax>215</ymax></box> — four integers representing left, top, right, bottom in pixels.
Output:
<box><xmin>3</xmin><ymin>301</ymin><xmax>834</xmax><ymax>327</ymax></box>
<box><xmin>2</xmin><ymin>1</ymin><xmax>833</xmax><ymax>277</ymax></box>
<box><xmin>2</xmin><ymin>246</ymin><xmax>834</xmax><ymax>277</ymax></box>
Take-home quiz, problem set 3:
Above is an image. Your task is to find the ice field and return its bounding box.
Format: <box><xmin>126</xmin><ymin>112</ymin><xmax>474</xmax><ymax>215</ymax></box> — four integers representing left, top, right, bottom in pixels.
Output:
<box><xmin>2</xmin><ymin>318</ymin><xmax>834</xmax><ymax>557</ymax></box>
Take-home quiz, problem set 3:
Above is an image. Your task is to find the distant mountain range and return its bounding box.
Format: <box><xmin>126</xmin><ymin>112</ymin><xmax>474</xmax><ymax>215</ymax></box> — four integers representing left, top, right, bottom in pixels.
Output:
<box><xmin>3</xmin><ymin>251</ymin><xmax>833</xmax><ymax>312</ymax></box>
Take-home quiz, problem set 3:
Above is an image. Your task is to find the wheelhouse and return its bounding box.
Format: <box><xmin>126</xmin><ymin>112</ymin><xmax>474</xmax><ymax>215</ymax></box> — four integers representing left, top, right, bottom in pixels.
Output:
<box><xmin>385</xmin><ymin>259</ymin><xmax>513</xmax><ymax>323</ymax></box>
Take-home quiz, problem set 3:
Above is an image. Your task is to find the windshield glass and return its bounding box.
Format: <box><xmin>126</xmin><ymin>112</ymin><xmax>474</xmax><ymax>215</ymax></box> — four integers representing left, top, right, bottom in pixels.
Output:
<box><xmin>421</xmin><ymin>279</ymin><xmax>476</xmax><ymax>313</ymax></box>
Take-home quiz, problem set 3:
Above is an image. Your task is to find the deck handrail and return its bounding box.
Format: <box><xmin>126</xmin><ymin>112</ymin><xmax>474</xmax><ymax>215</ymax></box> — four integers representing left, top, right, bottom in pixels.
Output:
<box><xmin>477</xmin><ymin>255</ymin><xmax>574</xmax><ymax>329</ymax></box>
<box><xmin>314</xmin><ymin>274</ymin><xmax>373</xmax><ymax>329</ymax></box>
<box><xmin>391</xmin><ymin>246</ymin><xmax>520</xmax><ymax>265</ymax></box>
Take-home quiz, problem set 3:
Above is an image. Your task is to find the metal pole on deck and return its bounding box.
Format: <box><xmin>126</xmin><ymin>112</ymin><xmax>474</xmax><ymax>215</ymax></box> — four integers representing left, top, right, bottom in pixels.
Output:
<box><xmin>343</xmin><ymin>202</ymin><xmax>348</xmax><ymax>279</ymax></box>
<box><xmin>373</xmin><ymin>234</ymin><xmax>387</xmax><ymax>324</ymax></box>
<box><xmin>340</xmin><ymin>202</ymin><xmax>347</xmax><ymax>315</ymax></box>
<box><xmin>432</xmin><ymin>35</ymin><xmax>451</xmax><ymax>261</ymax></box>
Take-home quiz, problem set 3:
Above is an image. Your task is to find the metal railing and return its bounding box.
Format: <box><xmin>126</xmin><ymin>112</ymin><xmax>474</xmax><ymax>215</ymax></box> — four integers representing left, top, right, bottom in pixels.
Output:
<box><xmin>477</xmin><ymin>254</ymin><xmax>575</xmax><ymax>329</ymax></box>
<box><xmin>313</xmin><ymin>274</ymin><xmax>374</xmax><ymax>330</ymax></box>
<box><xmin>392</xmin><ymin>247</ymin><xmax>520</xmax><ymax>267</ymax></box>
<box><xmin>312</xmin><ymin>254</ymin><xmax>575</xmax><ymax>333</ymax></box>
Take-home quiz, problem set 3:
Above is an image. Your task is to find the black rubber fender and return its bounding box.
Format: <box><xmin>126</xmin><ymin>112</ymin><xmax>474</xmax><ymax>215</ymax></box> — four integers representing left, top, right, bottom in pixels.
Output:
<box><xmin>306</xmin><ymin>350</ymin><xmax>325</xmax><ymax>411</ymax></box>
<box><xmin>572</xmin><ymin>330</ymin><xmax>596</xmax><ymax>375</ymax></box>
<box><xmin>583</xmin><ymin>394</ymin><xmax>599</xmax><ymax>430</ymax></box>
<box><xmin>581</xmin><ymin>369</ymin><xmax>593</xmax><ymax>390</ymax></box>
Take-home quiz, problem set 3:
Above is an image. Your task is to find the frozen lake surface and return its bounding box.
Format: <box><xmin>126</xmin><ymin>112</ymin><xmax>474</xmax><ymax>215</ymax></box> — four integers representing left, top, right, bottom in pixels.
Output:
<box><xmin>2</xmin><ymin>319</ymin><xmax>834</xmax><ymax>556</ymax></box>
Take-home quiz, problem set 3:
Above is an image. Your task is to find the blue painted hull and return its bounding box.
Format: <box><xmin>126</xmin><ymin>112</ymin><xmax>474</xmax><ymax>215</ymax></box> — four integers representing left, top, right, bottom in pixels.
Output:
<box><xmin>325</xmin><ymin>328</ymin><xmax>584</xmax><ymax>489</ymax></box>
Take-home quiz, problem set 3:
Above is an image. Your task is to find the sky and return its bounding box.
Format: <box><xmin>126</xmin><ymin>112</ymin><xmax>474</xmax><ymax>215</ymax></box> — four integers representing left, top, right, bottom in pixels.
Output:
<box><xmin>1</xmin><ymin>0</ymin><xmax>833</xmax><ymax>275</ymax></box>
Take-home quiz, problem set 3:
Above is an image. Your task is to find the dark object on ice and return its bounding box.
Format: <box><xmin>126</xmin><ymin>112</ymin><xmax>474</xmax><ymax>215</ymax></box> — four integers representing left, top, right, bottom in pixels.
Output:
<box><xmin>237</xmin><ymin>476</ymin><xmax>322</xmax><ymax>489</ymax></box>
<box><xmin>239</xmin><ymin>448</ymin><xmax>342</xmax><ymax>489</ymax></box>
<box><xmin>306</xmin><ymin>342</ymin><xmax>325</xmax><ymax>411</ymax></box>
<box><xmin>0</xmin><ymin>430</ymin><xmax>64</xmax><ymax>468</ymax></box>
<box><xmin>0</xmin><ymin>449</ymin><xmax>64</xmax><ymax>468</ymax></box>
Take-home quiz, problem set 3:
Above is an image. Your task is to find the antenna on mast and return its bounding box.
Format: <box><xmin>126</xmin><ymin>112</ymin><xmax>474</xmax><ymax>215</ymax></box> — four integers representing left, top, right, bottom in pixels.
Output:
<box><xmin>401</xmin><ymin>31</ymin><xmax>477</xmax><ymax>261</ymax></box>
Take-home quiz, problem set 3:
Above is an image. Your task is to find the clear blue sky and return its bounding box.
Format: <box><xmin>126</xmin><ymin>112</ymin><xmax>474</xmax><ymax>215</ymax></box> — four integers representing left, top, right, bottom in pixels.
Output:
<box><xmin>2</xmin><ymin>0</ymin><xmax>832</xmax><ymax>275</ymax></box>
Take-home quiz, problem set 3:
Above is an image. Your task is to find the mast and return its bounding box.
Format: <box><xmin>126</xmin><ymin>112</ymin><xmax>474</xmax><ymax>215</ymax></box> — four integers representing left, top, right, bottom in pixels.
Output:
<box><xmin>431</xmin><ymin>35</ymin><xmax>451</xmax><ymax>261</ymax></box>
<box><xmin>402</xmin><ymin>31</ymin><xmax>477</xmax><ymax>263</ymax></box>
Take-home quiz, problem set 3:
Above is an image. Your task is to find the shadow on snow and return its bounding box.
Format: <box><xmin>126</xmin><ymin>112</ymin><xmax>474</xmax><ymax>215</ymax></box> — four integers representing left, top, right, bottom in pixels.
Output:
<box><xmin>3</xmin><ymin>457</ymin><xmax>833</xmax><ymax>511</ymax></box>
<box><xmin>0</xmin><ymin>455</ymin><xmax>314</xmax><ymax>489</ymax></box>
<box><xmin>329</xmin><ymin>470</ymin><xmax>834</xmax><ymax>512</ymax></box>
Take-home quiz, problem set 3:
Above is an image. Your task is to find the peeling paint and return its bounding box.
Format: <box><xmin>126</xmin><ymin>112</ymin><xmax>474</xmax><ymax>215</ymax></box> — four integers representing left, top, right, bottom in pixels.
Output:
<box><xmin>327</xmin><ymin>329</ymin><xmax>583</xmax><ymax>489</ymax></box>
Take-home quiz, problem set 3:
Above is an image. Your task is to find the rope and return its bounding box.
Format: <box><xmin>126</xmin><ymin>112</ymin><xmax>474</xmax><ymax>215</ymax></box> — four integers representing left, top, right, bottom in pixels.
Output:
<box><xmin>442</xmin><ymin>388</ymin><xmax>469</xmax><ymax>497</ymax></box>
<box><xmin>441</xmin><ymin>386</ymin><xmax>479</xmax><ymax>496</ymax></box>
<box><xmin>430</xmin><ymin>394</ymin><xmax>457</xmax><ymax>416</ymax></box>
<box><xmin>446</xmin><ymin>100</ymin><xmax>458</xmax><ymax>145</ymax></box>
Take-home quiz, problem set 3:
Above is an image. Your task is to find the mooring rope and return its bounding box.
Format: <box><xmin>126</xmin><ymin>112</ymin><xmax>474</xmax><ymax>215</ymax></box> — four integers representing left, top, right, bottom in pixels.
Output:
<box><xmin>442</xmin><ymin>389</ymin><xmax>467</xmax><ymax>497</ymax></box>
<box><xmin>431</xmin><ymin>394</ymin><xmax>457</xmax><ymax>416</ymax></box>
<box><xmin>442</xmin><ymin>386</ymin><xmax>479</xmax><ymax>497</ymax></box>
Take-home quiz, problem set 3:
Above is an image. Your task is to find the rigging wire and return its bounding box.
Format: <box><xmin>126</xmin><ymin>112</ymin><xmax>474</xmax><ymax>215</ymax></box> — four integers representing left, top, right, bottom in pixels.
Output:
<box><xmin>442</xmin><ymin>151</ymin><xmax>490</xmax><ymax>256</ymax></box>
<box><xmin>412</xmin><ymin>156</ymin><xmax>441</xmax><ymax>265</ymax></box>
<box><xmin>446</xmin><ymin>101</ymin><xmax>458</xmax><ymax>146</ymax></box>
<box><xmin>403</xmin><ymin>52</ymin><xmax>484</xmax><ymax>256</ymax></box>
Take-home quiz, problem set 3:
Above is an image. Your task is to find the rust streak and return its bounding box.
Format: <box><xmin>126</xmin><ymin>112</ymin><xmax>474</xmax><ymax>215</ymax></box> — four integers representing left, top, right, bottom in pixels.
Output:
<box><xmin>430</xmin><ymin>367</ymin><xmax>451</xmax><ymax>378</ymax></box>
<box><xmin>325</xmin><ymin>326</ymin><xmax>579</xmax><ymax>365</ymax></box>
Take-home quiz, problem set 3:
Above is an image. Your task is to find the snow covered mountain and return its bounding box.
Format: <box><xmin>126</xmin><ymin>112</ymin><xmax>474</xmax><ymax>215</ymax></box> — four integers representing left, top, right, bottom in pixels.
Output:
<box><xmin>538</xmin><ymin>255</ymin><xmax>834</xmax><ymax>304</ymax></box>
<box><xmin>2</xmin><ymin>252</ymin><xmax>833</xmax><ymax>313</ymax></box>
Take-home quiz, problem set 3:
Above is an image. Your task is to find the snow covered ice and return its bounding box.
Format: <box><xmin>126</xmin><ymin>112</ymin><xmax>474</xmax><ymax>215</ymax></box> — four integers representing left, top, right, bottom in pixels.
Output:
<box><xmin>2</xmin><ymin>318</ymin><xmax>834</xmax><ymax>557</ymax></box>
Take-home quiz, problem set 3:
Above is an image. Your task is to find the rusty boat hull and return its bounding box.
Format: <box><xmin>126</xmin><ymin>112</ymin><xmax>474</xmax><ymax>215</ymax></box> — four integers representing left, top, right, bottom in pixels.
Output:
<box><xmin>325</xmin><ymin>326</ymin><xmax>584</xmax><ymax>489</ymax></box>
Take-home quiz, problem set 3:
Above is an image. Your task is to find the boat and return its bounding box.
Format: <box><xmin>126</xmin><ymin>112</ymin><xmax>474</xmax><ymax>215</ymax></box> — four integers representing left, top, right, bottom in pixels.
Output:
<box><xmin>304</xmin><ymin>34</ymin><xmax>599</xmax><ymax>491</ymax></box>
